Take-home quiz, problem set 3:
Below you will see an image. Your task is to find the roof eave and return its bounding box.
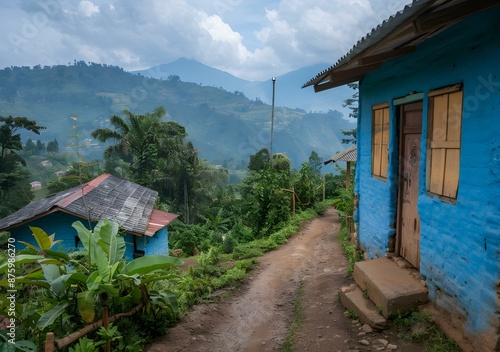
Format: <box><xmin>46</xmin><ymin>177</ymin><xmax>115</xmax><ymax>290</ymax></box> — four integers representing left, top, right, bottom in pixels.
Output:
<box><xmin>303</xmin><ymin>0</ymin><xmax>500</xmax><ymax>91</ymax></box>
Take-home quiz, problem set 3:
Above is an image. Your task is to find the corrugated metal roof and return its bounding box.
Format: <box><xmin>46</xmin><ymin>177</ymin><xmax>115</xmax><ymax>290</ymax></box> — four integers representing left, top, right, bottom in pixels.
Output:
<box><xmin>303</xmin><ymin>0</ymin><xmax>500</xmax><ymax>91</ymax></box>
<box><xmin>0</xmin><ymin>173</ymin><xmax>178</xmax><ymax>236</ymax></box>
<box><xmin>324</xmin><ymin>145</ymin><xmax>357</xmax><ymax>164</ymax></box>
<box><xmin>145</xmin><ymin>210</ymin><xmax>179</xmax><ymax>236</ymax></box>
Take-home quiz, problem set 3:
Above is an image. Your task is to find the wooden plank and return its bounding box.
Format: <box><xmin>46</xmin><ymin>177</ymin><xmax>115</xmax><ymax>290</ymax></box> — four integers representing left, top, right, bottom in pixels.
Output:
<box><xmin>443</xmin><ymin>148</ymin><xmax>460</xmax><ymax>198</ymax></box>
<box><xmin>426</xmin><ymin>100</ymin><xmax>434</xmax><ymax>194</ymax></box>
<box><xmin>381</xmin><ymin>122</ymin><xmax>389</xmax><ymax>145</ymax></box>
<box><xmin>314</xmin><ymin>64</ymin><xmax>382</xmax><ymax>91</ymax></box>
<box><xmin>359</xmin><ymin>46</ymin><xmax>416</xmax><ymax>65</ymax></box>
<box><xmin>373</xmin><ymin>102</ymin><xmax>389</xmax><ymax>110</ymax></box>
<box><xmin>431</xmin><ymin>140</ymin><xmax>460</xmax><ymax>149</ymax></box>
<box><xmin>372</xmin><ymin>144</ymin><xmax>382</xmax><ymax>176</ymax></box>
<box><xmin>374</xmin><ymin>108</ymin><xmax>383</xmax><ymax>125</ymax></box>
<box><xmin>381</xmin><ymin>107</ymin><xmax>389</xmax><ymax>178</ymax></box>
<box><xmin>447</xmin><ymin>90</ymin><xmax>463</xmax><ymax>142</ymax></box>
<box><xmin>429</xmin><ymin>148</ymin><xmax>445</xmax><ymax>195</ymax></box>
<box><xmin>428</xmin><ymin>83</ymin><xmax>463</xmax><ymax>97</ymax></box>
<box><xmin>380</xmin><ymin>144</ymin><xmax>388</xmax><ymax>178</ymax></box>
<box><xmin>382</xmin><ymin>107</ymin><xmax>390</xmax><ymax>126</ymax></box>
<box><xmin>373</xmin><ymin>124</ymin><xmax>383</xmax><ymax>145</ymax></box>
<box><xmin>431</xmin><ymin>94</ymin><xmax>449</xmax><ymax>141</ymax></box>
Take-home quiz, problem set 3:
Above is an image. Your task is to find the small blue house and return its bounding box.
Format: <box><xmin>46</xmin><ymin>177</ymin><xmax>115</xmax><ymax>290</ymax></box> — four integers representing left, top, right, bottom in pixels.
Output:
<box><xmin>0</xmin><ymin>173</ymin><xmax>178</xmax><ymax>260</ymax></box>
<box><xmin>305</xmin><ymin>1</ymin><xmax>500</xmax><ymax>351</ymax></box>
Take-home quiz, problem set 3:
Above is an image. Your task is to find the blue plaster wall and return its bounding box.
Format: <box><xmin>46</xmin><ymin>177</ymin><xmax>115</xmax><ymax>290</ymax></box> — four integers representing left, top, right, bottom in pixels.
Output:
<box><xmin>9</xmin><ymin>212</ymin><xmax>85</xmax><ymax>253</ymax></box>
<box><xmin>145</xmin><ymin>227</ymin><xmax>169</xmax><ymax>255</ymax></box>
<box><xmin>9</xmin><ymin>212</ymin><xmax>169</xmax><ymax>261</ymax></box>
<box><xmin>355</xmin><ymin>8</ymin><xmax>500</xmax><ymax>340</ymax></box>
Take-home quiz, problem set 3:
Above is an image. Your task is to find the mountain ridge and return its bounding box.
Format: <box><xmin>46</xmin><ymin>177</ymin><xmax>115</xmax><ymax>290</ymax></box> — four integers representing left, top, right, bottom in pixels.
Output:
<box><xmin>0</xmin><ymin>62</ymin><xmax>355</xmax><ymax>172</ymax></box>
<box><xmin>133</xmin><ymin>58</ymin><xmax>353</xmax><ymax>114</ymax></box>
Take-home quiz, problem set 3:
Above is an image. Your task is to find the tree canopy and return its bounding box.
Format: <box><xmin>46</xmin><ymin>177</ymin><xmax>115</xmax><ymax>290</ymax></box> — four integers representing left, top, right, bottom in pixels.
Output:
<box><xmin>91</xmin><ymin>107</ymin><xmax>206</xmax><ymax>223</ymax></box>
<box><xmin>0</xmin><ymin>115</ymin><xmax>45</xmax><ymax>217</ymax></box>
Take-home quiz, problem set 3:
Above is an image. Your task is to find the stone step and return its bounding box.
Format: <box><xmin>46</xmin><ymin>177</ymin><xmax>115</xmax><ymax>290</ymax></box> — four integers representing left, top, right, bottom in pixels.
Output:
<box><xmin>339</xmin><ymin>284</ymin><xmax>388</xmax><ymax>330</ymax></box>
<box><xmin>353</xmin><ymin>257</ymin><xmax>428</xmax><ymax>318</ymax></box>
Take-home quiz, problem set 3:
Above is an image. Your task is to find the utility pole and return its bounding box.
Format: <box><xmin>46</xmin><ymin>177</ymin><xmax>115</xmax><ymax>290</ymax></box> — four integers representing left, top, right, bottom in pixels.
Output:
<box><xmin>270</xmin><ymin>77</ymin><xmax>276</xmax><ymax>165</ymax></box>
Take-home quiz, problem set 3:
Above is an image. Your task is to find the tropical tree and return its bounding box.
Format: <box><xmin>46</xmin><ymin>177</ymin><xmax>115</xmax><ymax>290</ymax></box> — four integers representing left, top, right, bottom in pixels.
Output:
<box><xmin>91</xmin><ymin>107</ymin><xmax>200</xmax><ymax>221</ymax></box>
<box><xmin>341</xmin><ymin>82</ymin><xmax>358</xmax><ymax>144</ymax></box>
<box><xmin>24</xmin><ymin>138</ymin><xmax>36</xmax><ymax>154</ymax></box>
<box><xmin>271</xmin><ymin>153</ymin><xmax>291</xmax><ymax>173</ymax></box>
<box><xmin>91</xmin><ymin>107</ymin><xmax>167</xmax><ymax>179</ymax></box>
<box><xmin>288</xmin><ymin>164</ymin><xmax>316</xmax><ymax>212</ymax></box>
<box><xmin>47</xmin><ymin>138</ymin><xmax>59</xmax><ymax>154</ymax></box>
<box><xmin>307</xmin><ymin>150</ymin><xmax>323</xmax><ymax>176</ymax></box>
<box><xmin>247</xmin><ymin>148</ymin><xmax>270</xmax><ymax>172</ymax></box>
<box><xmin>0</xmin><ymin>116</ymin><xmax>45</xmax><ymax>217</ymax></box>
<box><xmin>240</xmin><ymin>164</ymin><xmax>291</xmax><ymax>237</ymax></box>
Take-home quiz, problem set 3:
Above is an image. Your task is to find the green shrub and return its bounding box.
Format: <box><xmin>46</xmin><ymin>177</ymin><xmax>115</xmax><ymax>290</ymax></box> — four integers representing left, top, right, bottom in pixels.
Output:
<box><xmin>313</xmin><ymin>201</ymin><xmax>329</xmax><ymax>214</ymax></box>
<box><xmin>211</xmin><ymin>267</ymin><xmax>245</xmax><ymax>288</ymax></box>
<box><xmin>229</xmin><ymin>221</ymin><xmax>254</xmax><ymax>243</ymax></box>
<box><xmin>221</xmin><ymin>232</ymin><xmax>238</xmax><ymax>254</ymax></box>
<box><xmin>338</xmin><ymin>226</ymin><xmax>360</xmax><ymax>275</ymax></box>
<box><xmin>269</xmin><ymin>230</ymin><xmax>287</xmax><ymax>245</ymax></box>
<box><xmin>234</xmin><ymin>258</ymin><xmax>258</xmax><ymax>271</ymax></box>
<box><xmin>232</xmin><ymin>244</ymin><xmax>264</xmax><ymax>260</ymax></box>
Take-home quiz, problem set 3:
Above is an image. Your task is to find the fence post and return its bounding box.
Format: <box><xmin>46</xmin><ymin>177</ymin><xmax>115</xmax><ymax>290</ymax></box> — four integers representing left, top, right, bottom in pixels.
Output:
<box><xmin>45</xmin><ymin>332</ymin><xmax>55</xmax><ymax>352</ymax></box>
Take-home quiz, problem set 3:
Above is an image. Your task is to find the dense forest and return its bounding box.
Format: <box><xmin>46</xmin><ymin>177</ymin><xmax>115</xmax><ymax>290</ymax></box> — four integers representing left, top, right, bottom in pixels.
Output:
<box><xmin>0</xmin><ymin>63</ymin><xmax>355</xmax><ymax>173</ymax></box>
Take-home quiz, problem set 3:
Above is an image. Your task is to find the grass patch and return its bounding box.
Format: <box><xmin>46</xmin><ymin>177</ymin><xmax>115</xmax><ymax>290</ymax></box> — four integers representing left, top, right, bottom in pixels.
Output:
<box><xmin>346</xmin><ymin>308</ymin><xmax>359</xmax><ymax>320</ymax></box>
<box><xmin>232</xmin><ymin>209</ymin><xmax>318</xmax><ymax>260</ymax></box>
<box><xmin>394</xmin><ymin>310</ymin><xmax>461</xmax><ymax>352</ymax></box>
<box><xmin>282</xmin><ymin>281</ymin><xmax>306</xmax><ymax>352</ymax></box>
<box><xmin>338</xmin><ymin>226</ymin><xmax>362</xmax><ymax>275</ymax></box>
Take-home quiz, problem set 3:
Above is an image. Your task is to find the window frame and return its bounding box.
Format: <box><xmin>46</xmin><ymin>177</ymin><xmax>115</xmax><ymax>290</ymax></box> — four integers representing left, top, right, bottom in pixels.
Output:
<box><xmin>371</xmin><ymin>102</ymin><xmax>390</xmax><ymax>180</ymax></box>
<box><xmin>426</xmin><ymin>83</ymin><xmax>463</xmax><ymax>202</ymax></box>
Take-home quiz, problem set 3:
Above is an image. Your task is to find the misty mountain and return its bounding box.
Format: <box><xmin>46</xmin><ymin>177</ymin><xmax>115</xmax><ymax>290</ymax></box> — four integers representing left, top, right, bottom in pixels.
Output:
<box><xmin>133</xmin><ymin>58</ymin><xmax>354</xmax><ymax>114</ymax></box>
<box><xmin>0</xmin><ymin>62</ymin><xmax>355</xmax><ymax>172</ymax></box>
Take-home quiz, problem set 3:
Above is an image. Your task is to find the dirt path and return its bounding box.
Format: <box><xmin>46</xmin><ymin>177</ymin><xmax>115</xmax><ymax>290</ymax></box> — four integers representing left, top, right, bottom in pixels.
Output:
<box><xmin>146</xmin><ymin>208</ymin><xmax>424</xmax><ymax>352</ymax></box>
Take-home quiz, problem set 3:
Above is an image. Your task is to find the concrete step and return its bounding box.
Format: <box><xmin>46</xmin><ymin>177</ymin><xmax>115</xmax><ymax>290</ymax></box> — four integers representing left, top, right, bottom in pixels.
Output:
<box><xmin>339</xmin><ymin>284</ymin><xmax>388</xmax><ymax>330</ymax></box>
<box><xmin>353</xmin><ymin>257</ymin><xmax>428</xmax><ymax>318</ymax></box>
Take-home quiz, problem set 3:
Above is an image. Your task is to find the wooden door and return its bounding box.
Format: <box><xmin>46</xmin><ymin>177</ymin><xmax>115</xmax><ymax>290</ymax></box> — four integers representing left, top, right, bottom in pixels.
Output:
<box><xmin>397</xmin><ymin>102</ymin><xmax>422</xmax><ymax>269</ymax></box>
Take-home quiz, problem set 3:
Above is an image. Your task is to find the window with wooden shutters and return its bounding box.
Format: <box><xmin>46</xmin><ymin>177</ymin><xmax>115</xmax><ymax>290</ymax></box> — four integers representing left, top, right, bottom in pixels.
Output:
<box><xmin>427</xmin><ymin>84</ymin><xmax>463</xmax><ymax>200</ymax></box>
<box><xmin>372</xmin><ymin>103</ymin><xmax>389</xmax><ymax>179</ymax></box>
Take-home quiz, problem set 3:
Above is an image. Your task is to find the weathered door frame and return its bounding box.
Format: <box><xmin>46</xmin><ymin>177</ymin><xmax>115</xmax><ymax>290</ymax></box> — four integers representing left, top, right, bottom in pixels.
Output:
<box><xmin>395</xmin><ymin>100</ymin><xmax>423</xmax><ymax>269</ymax></box>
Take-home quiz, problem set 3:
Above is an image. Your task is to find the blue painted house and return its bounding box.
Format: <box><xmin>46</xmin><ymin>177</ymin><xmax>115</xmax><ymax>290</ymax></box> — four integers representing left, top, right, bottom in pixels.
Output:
<box><xmin>304</xmin><ymin>1</ymin><xmax>500</xmax><ymax>351</ymax></box>
<box><xmin>0</xmin><ymin>173</ymin><xmax>178</xmax><ymax>260</ymax></box>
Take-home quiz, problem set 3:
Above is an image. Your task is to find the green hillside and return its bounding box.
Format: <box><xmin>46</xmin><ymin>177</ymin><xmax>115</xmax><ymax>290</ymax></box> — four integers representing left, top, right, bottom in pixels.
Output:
<box><xmin>0</xmin><ymin>62</ymin><xmax>354</xmax><ymax>169</ymax></box>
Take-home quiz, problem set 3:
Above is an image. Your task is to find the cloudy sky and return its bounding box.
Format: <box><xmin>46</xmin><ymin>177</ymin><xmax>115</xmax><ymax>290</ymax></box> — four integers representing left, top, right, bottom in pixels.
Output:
<box><xmin>0</xmin><ymin>0</ymin><xmax>411</xmax><ymax>81</ymax></box>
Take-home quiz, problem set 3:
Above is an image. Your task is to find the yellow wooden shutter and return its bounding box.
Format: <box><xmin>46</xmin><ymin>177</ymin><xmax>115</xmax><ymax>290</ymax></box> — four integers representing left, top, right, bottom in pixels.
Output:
<box><xmin>372</xmin><ymin>103</ymin><xmax>389</xmax><ymax>178</ymax></box>
<box><xmin>428</xmin><ymin>88</ymin><xmax>462</xmax><ymax>199</ymax></box>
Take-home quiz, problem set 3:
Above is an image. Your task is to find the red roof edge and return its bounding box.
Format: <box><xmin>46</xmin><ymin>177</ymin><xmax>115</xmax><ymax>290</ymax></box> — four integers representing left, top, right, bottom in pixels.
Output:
<box><xmin>56</xmin><ymin>173</ymin><xmax>111</xmax><ymax>208</ymax></box>
<box><xmin>144</xmin><ymin>209</ymin><xmax>179</xmax><ymax>236</ymax></box>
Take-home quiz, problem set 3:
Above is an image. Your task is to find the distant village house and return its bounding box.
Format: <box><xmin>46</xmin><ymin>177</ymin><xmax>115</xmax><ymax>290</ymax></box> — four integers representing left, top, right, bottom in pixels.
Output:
<box><xmin>0</xmin><ymin>173</ymin><xmax>178</xmax><ymax>260</ymax></box>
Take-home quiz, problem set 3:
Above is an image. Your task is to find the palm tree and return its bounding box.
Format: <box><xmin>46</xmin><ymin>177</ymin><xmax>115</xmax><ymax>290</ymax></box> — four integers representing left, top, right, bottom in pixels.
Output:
<box><xmin>91</xmin><ymin>107</ymin><xmax>199</xmax><ymax>220</ymax></box>
<box><xmin>91</xmin><ymin>107</ymin><xmax>166</xmax><ymax>172</ymax></box>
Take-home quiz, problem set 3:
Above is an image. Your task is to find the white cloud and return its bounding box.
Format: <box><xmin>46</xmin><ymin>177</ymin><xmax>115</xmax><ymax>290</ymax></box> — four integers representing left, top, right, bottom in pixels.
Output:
<box><xmin>0</xmin><ymin>0</ymin><xmax>412</xmax><ymax>80</ymax></box>
<box><xmin>79</xmin><ymin>1</ymin><xmax>100</xmax><ymax>17</ymax></box>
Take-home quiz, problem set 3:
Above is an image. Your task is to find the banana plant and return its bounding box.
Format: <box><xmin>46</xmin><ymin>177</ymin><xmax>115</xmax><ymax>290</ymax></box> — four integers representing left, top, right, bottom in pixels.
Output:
<box><xmin>72</xmin><ymin>220</ymin><xmax>182</xmax><ymax>323</ymax></box>
<box><xmin>0</xmin><ymin>219</ymin><xmax>182</xmax><ymax>345</ymax></box>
